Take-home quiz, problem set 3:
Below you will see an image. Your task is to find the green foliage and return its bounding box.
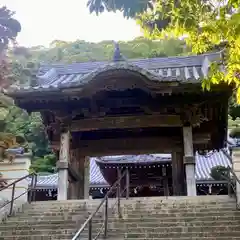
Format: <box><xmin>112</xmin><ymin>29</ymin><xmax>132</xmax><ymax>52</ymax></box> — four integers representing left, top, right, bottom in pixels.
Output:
<box><xmin>30</xmin><ymin>154</ymin><xmax>57</xmax><ymax>173</ymax></box>
<box><xmin>3</xmin><ymin>107</ymin><xmax>49</xmax><ymax>154</ymax></box>
<box><xmin>0</xmin><ymin>6</ymin><xmax>21</xmax><ymax>53</ymax></box>
<box><xmin>1</xmin><ymin>105</ymin><xmax>54</xmax><ymax>171</ymax></box>
<box><xmin>87</xmin><ymin>0</ymin><xmax>151</xmax><ymax>18</ymax></box>
<box><xmin>11</xmin><ymin>38</ymin><xmax>189</xmax><ymax>64</ymax></box>
<box><xmin>210</xmin><ymin>165</ymin><xmax>229</xmax><ymax>181</ymax></box>
<box><xmin>0</xmin><ymin>6</ymin><xmax>21</xmax><ymax>106</ymax></box>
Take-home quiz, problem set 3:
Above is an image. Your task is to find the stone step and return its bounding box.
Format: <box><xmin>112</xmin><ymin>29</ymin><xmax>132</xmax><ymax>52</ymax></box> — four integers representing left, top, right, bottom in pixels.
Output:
<box><xmin>24</xmin><ymin>205</ymin><xmax>237</xmax><ymax>213</ymax></box>
<box><xmin>7</xmin><ymin>210</ymin><xmax>240</xmax><ymax>221</ymax></box>
<box><xmin>24</xmin><ymin>205</ymin><xmax>236</xmax><ymax>214</ymax></box>
<box><xmin>3</xmin><ymin>216</ymin><xmax>240</xmax><ymax>227</ymax></box>
<box><xmin>25</xmin><ymin>197</ymin><xmax>235</xmax><ymax>209</ymax></box>
<box><xmin>27</xmin><ymin>199</ymin><xmax>236</xmax><ymax>207</ymax></box>
<box><xmin>24</xmin><ymin>203</ymin><xmax>237</xmax><ymax>213</ymax></box>
<box><xmin>24</xmin><ymin>205</ymin><xmax>237</xmax><ymax>212</ymax></box>
<box><xmin>1</xmin><ymin>196</ymin><xmax>239</xmax><ymax>240</ymax></box>
<box><xmin>22</xmin><ymin>206</ymin><xmax>236</xmax><ymax>215</ymax></box>
<box><xmin>3</xmin><ymin>226</ymin><xmax>240</xmax><ymax>237</ymax></box>
<box><xmin>29</xmin><ymin>195</ymin><xmax>233</xmax><ymax>203</ymax></box>
<box><xmin>3</xmin><ymin>227</ymin><xmax>240</xmax><ymax>238</ymax></box>
<box><xmin>15</xmin><ymin>209</ymin><xmax>240</xmax><ymax>218</ymax></box>
<box><xmin>122</xmin><ymin>231</ymin><xmax>240</xmax><ymax>238</ymax></box>
<box><xmin>5</xmin><ymin>214</ymin><xmax>240</xmax><ymax>225</ymax></box>
<box><xmin>3</xmin><ymin>237</ymin><xmax>240</xmax><ymax>240</ymax></box>
<box><xmin>0</xmin><ymin>234</ymin><xmax>76</xmax><ymax>240</ymax></box>
<box><xmin>1</xmin><ymin>219</ymin><xmax>240</xmax><ymax>231</ymax></box>
<box><xmin>1</xmin><ymin>223</ymin><xmax>240</xmax><ymax>235</ymax></box>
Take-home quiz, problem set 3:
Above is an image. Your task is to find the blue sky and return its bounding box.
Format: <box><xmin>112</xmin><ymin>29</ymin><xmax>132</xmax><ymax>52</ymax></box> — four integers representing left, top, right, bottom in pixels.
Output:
<box><xmin>2</xmin><ymin>0</ymin><xmax>142</xmax><ymax>47</ymax></box>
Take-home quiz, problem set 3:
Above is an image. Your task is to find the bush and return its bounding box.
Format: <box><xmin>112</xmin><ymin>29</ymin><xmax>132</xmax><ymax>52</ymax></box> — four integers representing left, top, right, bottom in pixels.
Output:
<box><xmin>210</xmin><ymin>165</ymin><xmax>228</xmax><ymax>181</ymax></box>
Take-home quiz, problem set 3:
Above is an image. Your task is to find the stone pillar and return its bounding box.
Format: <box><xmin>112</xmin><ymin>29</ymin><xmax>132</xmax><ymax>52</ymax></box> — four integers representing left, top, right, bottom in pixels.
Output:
<box><xmin>84</xmin><ymin>157</ymin><xmax>90</xmax><ymax>199</ymax></box>
<box><xmin>57</xmin><ymin>131</ymin><xmax>70</xmax><ymax>200</ymax></box>
<box><xmin>232</xmin><ymin>147</ymin><xmax>240</xmax><ymax>205</ymax></box>
<box><xmin>183</xmin><ymin>126</ymin><xmax>196</xmax><ymax>196</ymax></box>
<box><xmin>172</xmin><ymin>151</ymin><xmax>185</xmax><ymax>196</ymax></box>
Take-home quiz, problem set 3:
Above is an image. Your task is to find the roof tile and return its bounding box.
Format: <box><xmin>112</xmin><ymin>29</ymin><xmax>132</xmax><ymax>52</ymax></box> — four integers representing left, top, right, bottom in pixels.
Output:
<box><xmin>10</xmin><ymin>52</ymin><xmax>222</xmax><ymax>93</ymax></box>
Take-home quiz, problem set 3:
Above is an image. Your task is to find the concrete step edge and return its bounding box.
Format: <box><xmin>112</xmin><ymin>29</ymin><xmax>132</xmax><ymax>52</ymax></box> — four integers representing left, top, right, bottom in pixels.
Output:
<box><xmin>6</xmin><ymin>215</ymin><xmax>240</xmax><ymax>223</ymax></box>
<box><xmin>2</xmin><ymin>224</ymin><xmax>240</xmax><ymax>233</ymax></box>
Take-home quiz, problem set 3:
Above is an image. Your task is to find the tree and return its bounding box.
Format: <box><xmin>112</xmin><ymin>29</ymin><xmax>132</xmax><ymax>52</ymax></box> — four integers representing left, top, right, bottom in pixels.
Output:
<box><xmin>0</xmin><ymin>6</ymin><xmax>21</xmax><ymax>53</ymax></box>
<box><xmin>0</xmin><ymin>6</ymin><xmax>21</xmax><ymax>187</ymax></box>
<box><xmin>0</xmin><ymin>6</ymin><xmax>21</xmax><ymax>106</ymax></box>
<box><xmin>87</xmin><ymin>0</ymin><xmax>240</xmax><ymax>102</ymax></box>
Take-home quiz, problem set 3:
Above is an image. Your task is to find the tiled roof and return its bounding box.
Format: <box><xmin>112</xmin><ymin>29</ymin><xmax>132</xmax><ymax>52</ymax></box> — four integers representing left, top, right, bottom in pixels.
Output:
<box><xmin>96</xmin><ymin>154</ymin><xmax>171</xmax><ymax>164</ymax></box>
<box><xmin>9</xmin><ymin>52</ymin><xmax>222</xmax><ymax>93</ymax></box>
<box><xmin>97</xmin><ymin>151</ymin><xmax>231</xmax><ymax>181</ymax></box>
<box><xmin>196</xmin><ymin>150</ymin><xmax>231</xmax><ymax>180</ymax></box>
<box><xmin>29</xmin><ymin>150</ymin><xmax>231</xmax><ymax>188</ymax></box>
<box><xmin>90</xmin><ymin>158</ymin><xmax>107</xmax><ymax>185</ymax></box>
<box><xmin>29</xmin><ymin>158</ymin><xmax>108</xmax><ymax>188</ymax></box>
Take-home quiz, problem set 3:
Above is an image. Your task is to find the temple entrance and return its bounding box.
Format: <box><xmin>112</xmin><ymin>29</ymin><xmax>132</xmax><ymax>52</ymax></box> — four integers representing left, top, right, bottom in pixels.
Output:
<box><xmin>8</xmin><ymin>51</ymin><xmax>231</xmax><ymax>200</ymax></box>
<box><xmin>95</xmin><ymin>154</ymin><xmax>174</xmax><ymax>198</ymax></box>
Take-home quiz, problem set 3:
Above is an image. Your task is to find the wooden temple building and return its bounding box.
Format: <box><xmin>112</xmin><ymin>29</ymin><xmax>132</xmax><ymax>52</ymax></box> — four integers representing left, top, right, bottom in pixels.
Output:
<box><xmin>29</xmin><ymin>150</ymin><xmax>232</xmax><ymax>201</ymax></box>
<box><xmin>6</xmin><ymin>48</ymin><xmax>232</xmax><ymax>200</ymax></box>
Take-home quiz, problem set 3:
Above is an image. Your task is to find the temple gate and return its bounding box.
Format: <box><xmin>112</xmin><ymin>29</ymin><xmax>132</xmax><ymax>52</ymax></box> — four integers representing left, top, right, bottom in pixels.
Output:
<box><xmin>6</xmin><ymin>51</ymin><xmax>231</xmax><ymax>200</ymax></box>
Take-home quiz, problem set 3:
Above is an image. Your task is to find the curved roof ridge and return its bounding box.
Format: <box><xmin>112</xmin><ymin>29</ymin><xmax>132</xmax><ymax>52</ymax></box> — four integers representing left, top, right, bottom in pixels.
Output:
<box><xmin>6</xmin><ymin>51</ymin><xmax>223</xmax><ymax>94</ymax></box>
<box><xmin>38</xmin><ymin>51</ymin><xmax>222</xmax><ymax>70</ymax></box>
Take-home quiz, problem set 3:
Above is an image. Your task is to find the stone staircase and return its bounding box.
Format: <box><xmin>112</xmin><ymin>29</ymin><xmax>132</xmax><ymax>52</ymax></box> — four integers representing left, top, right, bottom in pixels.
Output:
<box><xmin>0</xmin><ymin>196</ymin><xmax>240</xmax><ymax>239</ymax></box>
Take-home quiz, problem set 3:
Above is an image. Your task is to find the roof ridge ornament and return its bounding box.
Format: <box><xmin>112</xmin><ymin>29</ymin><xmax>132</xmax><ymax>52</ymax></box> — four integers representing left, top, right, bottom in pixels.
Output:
<box><xmin>113</xmin><ymin>41</ymin><xmax>127</xmax><ymax>62</ymax></box>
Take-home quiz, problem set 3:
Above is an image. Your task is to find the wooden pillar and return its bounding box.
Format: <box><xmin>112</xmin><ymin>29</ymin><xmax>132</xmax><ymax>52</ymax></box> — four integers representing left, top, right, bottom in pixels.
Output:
<box><xmin>84</xmin><ymin>157</ymin><xmax>90</xmax><ymax>199</ymax></box>
<box><xmin>117</xmin><ymin>168</ymin><xmax>121</xmax><ymax>198</ymax></box>
<box><xmin>68</xmin><ymin>179</ymin><xmax>78</xmax><ymax>199</ymax></box>
<box><xmin>183</xmin><ymin>126</ymin><xmax>196</xmax><ymax>196</ymax></box>
<box><xmin>68</xmin><ymin>149</ymin><xmax>80</xmax><ymax>200</ymax></box>
<box><xmin>126</xmin><ymin>168</ymin><xmax>130</xmax><ymax>199</ymax></box>
<box><xmin>78</xmin><ymin>156</ymin><xmax>85</xmax><ymax>199</ymax></box>
<box><xmin>162</xmin><ymin>166</ymin><xmax>169</xmax><ymax>196</ymax></box>
<box><xmin>57</xmin><ymin>131</ymin><xmax>70</xmax><ymax>200</ymax></box>
<box><xmin>172</xmin><ymin>151</ymin><xmax>185</xmax><ymax>196</ymax></box>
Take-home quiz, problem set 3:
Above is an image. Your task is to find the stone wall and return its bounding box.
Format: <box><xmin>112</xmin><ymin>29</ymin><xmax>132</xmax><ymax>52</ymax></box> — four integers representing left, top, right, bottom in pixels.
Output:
<box><xmin>0</xmin><ymin>154</ymin><xmax>31</xmax><ymax>202</ymax></box>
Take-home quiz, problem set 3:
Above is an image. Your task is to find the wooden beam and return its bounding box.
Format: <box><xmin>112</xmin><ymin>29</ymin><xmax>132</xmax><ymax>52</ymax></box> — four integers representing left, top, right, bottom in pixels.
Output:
<box><xmin>50</xmin><ymin>133</ymin><xmax>210</xmax><ymax>151</ymax></box>
<box><xmin>75</xmin><ymin>137</ymin><xmax>181</xmax><ymax>157</ymax></box>
<box><xmin>70</xmin><ymin>115</ymin><xmax>182</xmax><ymax>132</ymax></box>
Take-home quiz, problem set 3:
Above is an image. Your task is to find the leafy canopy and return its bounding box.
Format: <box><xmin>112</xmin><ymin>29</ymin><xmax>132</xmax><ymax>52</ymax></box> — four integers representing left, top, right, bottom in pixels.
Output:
<box><xmin>87</xmin><ymin>0</ymin><xmax>240</xmax><ymax>101</ymax></box>
<box><xmin>0</xmin><ymin>6</ymin><xmax>21</xmax><ymax>107</ymax></box>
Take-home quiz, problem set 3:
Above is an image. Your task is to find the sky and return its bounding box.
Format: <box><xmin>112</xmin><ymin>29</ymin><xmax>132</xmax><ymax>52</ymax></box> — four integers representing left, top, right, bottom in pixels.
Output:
<box><xmin>1</xmin><ymin>0</ymin><xmax>142</xmax><ymax>47</ymax></box>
